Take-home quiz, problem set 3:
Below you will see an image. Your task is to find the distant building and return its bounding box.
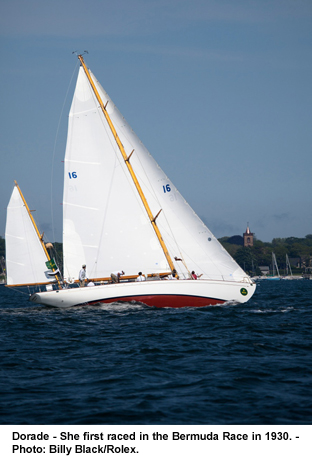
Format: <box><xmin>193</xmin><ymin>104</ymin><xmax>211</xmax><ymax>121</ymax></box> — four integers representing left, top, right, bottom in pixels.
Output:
<box><xmin>243</xmin><ymin>223</ymin><xmax>254</xmax><ymax>247</ymax></box>
<box><xmin>289</xmin><ymin>257</ymin><xmax>301</xmax><ymax>268</ymax></box>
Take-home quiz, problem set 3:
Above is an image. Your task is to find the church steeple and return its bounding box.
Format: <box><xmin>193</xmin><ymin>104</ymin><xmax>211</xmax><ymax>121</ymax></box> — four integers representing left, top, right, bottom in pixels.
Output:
<box><xmin>243</xmin><ymin>223</ymin><xmax>254</xmax><ymax>247</ymax></box>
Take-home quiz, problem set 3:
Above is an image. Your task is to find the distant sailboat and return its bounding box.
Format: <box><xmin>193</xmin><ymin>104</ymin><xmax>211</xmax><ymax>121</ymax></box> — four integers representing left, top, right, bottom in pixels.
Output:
<box><xmin>266</xmin><ymin>252</ymin><xmax>281</xmax><ymax>280</ymax></box>
<box><xmin>5</xmin><ymin>55</ymin><xmax>256</xmax><ymax>308</ymax></box>
<box><xmin>283</xmin><ymin>254</ymin><xmax>294</xmax><ymax>280</ymax></box>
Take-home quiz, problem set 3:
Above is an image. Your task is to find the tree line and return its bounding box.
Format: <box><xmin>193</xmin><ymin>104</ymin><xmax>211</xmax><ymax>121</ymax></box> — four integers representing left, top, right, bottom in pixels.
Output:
<box><xmin>1</xmin><ymin>234</ymin><xmax>312</xmax><ymax>278</ymax></box>
<box><xmin>219</xmin><ymin>234</ymin><xmax>312</xmax><ymax>275</ymax></box>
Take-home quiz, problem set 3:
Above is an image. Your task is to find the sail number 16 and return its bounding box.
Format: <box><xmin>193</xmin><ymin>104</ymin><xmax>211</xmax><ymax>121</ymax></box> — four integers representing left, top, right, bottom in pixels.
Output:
<box><xmin>68</xmin><ymin>172</ymin><xmax>77</xmax><ymax>179</ymax></box>
<box><xmin>163</xmin><ymin>184</ymin><xmax>171</xmax><ymax>193</ymax></box>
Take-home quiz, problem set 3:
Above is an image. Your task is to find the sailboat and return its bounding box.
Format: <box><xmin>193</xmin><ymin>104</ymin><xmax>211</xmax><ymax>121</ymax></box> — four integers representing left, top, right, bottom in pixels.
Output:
<box><xmin>5</xmin><ymin>182</ymin><xmax>61</xmax><ymax>288</ymax></box>
<box><xmin>266</xmin><ymin>252</ymin><xmax>281</xmax><ymax>280</ymax></box>
<box><xmin>282</xmin><ymin>254</ymin><xmax>294</xmax><ymax>280</ymax></box>
<box><xmin>5</xmin><ymin>55</ymin><xmax>256</xmax><ymax>308</ymax></box>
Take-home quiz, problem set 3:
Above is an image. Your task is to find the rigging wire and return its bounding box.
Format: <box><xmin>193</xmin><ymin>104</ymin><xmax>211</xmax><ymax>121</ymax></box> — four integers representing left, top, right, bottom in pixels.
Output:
<box><xmin>6</xmin><ymin>286</ymin><xmax>34</xmax><ymax>297</ymax></box>
<box><xmin>50</xmin><ymin>61</ymin><xmax>80</xmax><ymax>247</ymax></box>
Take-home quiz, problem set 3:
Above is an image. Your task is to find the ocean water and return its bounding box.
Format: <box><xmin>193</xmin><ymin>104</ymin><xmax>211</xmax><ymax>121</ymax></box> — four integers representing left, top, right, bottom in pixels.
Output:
<box><xmin>0</xmin><ymin>280</ymin><xmax>311</xmax><ymax>425</ymax></box>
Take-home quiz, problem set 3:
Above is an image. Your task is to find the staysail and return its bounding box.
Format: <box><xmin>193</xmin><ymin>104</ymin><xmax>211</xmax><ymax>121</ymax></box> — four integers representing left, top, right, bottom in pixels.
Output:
<box><xmin>63</xmin><ymin>61</ymin><xmax>248</xmax><ymax>283</ymax></box>
<box><xmin>5</xmin><ymin>183</ymin><xmax>57</xmax><ymax>286</ymax></box>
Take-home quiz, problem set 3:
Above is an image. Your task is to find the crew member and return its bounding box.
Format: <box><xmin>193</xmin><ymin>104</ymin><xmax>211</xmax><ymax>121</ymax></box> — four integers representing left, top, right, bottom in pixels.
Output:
<box><xmin>136</xmin><ymin>272</ymin><xmax>146</xmax><ymax>282</ymax></box>
<box><xmin>79</xmin><ymin>265</ymin><xmax>87</xmax><ymax>286</ymax></box>
<box><xmin>111</xmin><ymin>270</ymin><xmax>125</xmax><ymax>283</ymax></box>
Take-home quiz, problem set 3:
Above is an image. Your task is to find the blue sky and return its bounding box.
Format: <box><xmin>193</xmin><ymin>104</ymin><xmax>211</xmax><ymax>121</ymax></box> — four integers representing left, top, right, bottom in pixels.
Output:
<box><xmin>1</xmin><ymin>0</ymin><xmax>311</xmax><ymax>243</ymax></box>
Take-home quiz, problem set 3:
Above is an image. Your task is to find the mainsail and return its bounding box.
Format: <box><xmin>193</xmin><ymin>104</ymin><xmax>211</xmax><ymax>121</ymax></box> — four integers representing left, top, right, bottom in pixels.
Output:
<box><xmin>62</xmin><ymin>67</ymin><xmax>168</xmax><ymax>281</ymax></box>
<box><xmin>5</xmin><ymin>183</ymin><xmax>57</xmax><ymax>286</ymax></box>
<box><xmin>63</xmin><ymin>62</ymin><xmax>248</xmax><ymax>284</ymax></box>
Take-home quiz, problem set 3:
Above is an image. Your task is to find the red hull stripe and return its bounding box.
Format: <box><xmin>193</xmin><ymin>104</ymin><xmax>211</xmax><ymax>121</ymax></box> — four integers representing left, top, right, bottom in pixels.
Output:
<box><xmin>77</xmin><ymin>294</ymin><xmax>225</xmax><ymax>308</ymax></box>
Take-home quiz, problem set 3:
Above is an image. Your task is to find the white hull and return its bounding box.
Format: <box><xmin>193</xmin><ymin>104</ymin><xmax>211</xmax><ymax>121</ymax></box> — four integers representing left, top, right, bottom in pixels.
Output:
<box><xmin>29</xmin><ymin>279</ymin><xmax>256</xmax><ymax>308</ymax></box>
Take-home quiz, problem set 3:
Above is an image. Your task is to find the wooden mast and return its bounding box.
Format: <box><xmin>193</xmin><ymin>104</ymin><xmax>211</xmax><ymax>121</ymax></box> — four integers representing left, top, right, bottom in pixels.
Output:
<box><xmin>14</xmin><ymin>181</ymin><xmax>62</xmax><ymax>288</ymax></box>
<box><xmin>78</xmin><ymin>55</ymin><xmax>176</xmax><ymax>274</ymax></box>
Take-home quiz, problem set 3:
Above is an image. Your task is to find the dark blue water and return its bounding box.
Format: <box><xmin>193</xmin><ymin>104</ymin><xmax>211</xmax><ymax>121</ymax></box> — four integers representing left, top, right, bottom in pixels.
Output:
<box><xmin>0</xmin><ymin>281</ymin><xmax>311</xmax><ymax>425</ymax></box>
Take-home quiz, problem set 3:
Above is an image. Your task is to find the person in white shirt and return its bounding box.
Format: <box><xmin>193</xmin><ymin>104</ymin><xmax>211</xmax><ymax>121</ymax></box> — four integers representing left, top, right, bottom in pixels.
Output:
<box><xmin>136</xmin><ymin>272</ymin><xmax>146</xmax><ymax>282</ymax></box>
<box><xmin>111</xmin><ymin>270</ymin><xmax>125</xmax><ymax>283</ymax></box>
<box><xmin>166</xmin><ymin>269</ymin><xmax>178</xmax><ymax>280</ymax></box>
<box><xmin>79</xmin><ymin>265</ymin><xmax>87</xmax><ymax>286</ymax></box>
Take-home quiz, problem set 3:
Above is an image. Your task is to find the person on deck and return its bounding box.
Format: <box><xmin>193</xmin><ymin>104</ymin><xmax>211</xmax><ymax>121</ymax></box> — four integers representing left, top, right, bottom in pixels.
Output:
<box><xmin>111</xmin><ymin>270</ymin><xmax>125</xmax><ymax>283</ymax></box>
<box><xmin>79</xmin><ymin>265</ymin><xmax>87</xmax><ymax>286</ymax></box>
<box><xmin>191</xmin><ymin>270</ymin><xmax>202</xmax><ymax>279</ymax></box>
<box><xmin>136</xmin><ymin>272</ymin><xmax>146</xmax><ymax>282</ymax></box>
<box><xmin>167</xmin><ymin>269</ymin><xmax>178</xmax><ymax>280</ymax></box>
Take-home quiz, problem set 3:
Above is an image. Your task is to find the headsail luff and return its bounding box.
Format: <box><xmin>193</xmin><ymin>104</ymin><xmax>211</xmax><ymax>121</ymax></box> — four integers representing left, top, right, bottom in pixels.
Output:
<box><xmin>5</xmin><ymin>182</ymin><xmax>59</xmax><ymax>287</ymax></box>
<box><xmin>77</xmin><ymin>55</ymin><xmax>176</xmax><ymax>275</ymax></box>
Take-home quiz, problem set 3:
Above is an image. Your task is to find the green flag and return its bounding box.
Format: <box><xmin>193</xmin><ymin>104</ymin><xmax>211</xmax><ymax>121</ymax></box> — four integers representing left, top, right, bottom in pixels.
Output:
<box><xmin>46</xmin><ymin>258</ymin><xmax>57</xmax><ymax>271</ymax></box>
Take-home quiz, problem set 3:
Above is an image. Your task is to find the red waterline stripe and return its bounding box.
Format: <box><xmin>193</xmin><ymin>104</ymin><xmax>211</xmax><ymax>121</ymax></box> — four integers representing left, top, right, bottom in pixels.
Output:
<box><xmin>78</xmin><ymin>294</ymin><xmax>225</xmax><ymax>308</ymax></box>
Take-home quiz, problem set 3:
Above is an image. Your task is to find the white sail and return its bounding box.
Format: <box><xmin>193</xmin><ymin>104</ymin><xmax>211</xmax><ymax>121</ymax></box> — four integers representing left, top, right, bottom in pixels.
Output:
<box><xmin>63</xmin><ymin>67</ymin><xmax>168</xmax><ymax>281</ymax></box>
<box><xmin>97</xmin><ymin>74</ymin><xmax>248</xmax><ymax>282</ymax></box>
<box><xmin>272</xmin><ymin>252</ymin><xmax>280</xmax><ymax>278</ymax></box>
<box><xmin>286</xmin><ymin>254</ymin><xmax>293</xmax><ymax>277</ymax></box>
<box><xmin>5</xmin><ymin>184</ymin><xmax>56</xmax><ymax>286</ymax></box>
<box><xmin>62</xmin><ymin>65</ymin><xmax>249</xmax><ymax>283</ymax></box>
